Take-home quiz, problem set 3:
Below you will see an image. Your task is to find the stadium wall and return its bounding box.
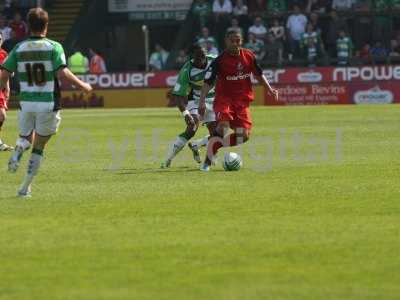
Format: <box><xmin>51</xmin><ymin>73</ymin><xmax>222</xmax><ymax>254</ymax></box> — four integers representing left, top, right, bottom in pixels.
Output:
<box><xmin>58</xmin><ymin>65</ymin><xmax>400</xmax><ymax>108</ymax></box>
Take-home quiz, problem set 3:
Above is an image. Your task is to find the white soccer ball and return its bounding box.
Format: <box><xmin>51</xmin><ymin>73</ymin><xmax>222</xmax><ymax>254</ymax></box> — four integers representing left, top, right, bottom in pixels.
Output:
<box><xmin>222</xmin><ymin>152</ymin><xmax>242</xmax><ymax>171</ymax></box>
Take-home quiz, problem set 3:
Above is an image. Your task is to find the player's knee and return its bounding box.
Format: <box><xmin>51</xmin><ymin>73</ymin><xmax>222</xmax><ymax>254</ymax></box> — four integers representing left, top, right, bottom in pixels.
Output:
<box><xmin>235</xmin><ymin>128</ymin><xmax>250</xmax><ymax>143</ymax></box>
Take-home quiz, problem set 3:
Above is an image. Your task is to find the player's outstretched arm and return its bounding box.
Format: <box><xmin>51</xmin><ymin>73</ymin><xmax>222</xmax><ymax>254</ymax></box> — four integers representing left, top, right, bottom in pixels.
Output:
<box><xmin>57</xmin><ymin>67</ymin><xmax>92</xmax><ymax>93</ymax></box>
<box><xmin>255</xmin><ymin>74</ymin><xmax>279</xmax><ymax>102</ymax></box>
<box><xmin>199</xmin><ymin>82</ymin><xmax>212</xmax><ymax>117</ymax></box>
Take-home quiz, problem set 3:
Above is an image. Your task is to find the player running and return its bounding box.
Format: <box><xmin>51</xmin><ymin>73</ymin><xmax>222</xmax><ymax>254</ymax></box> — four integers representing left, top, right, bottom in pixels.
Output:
<box><xmin>161</xmin><ymin>44</ymin><xmax>217</xmax><ymax>168</ymax></box>
<box><xmin>0</xmin><ymin>8</ymin><xmax>92</xmax><ymax>197</ymax></box>
<box><xmin>0</xmin><ymin>32</ymin><xmax>13</xmax><ymax>151</ymax></box>
<box><xmin>198</xmin><ymin>30</ymin><xmax>278</xmax><ymax>171</ymax></box>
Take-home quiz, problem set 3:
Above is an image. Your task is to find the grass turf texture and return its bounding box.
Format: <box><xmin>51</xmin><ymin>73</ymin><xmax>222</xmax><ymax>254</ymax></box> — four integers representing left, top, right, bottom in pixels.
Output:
<box><xmin>0</xmin><ymin>105</ymin><xmax>399</xmax><ymax>300</ymax></box>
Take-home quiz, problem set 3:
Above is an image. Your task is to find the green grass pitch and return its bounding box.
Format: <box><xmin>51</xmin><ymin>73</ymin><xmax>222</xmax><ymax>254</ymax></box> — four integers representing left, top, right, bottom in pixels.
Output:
<box><xmin>0</xmin><ymin>105</ymin><xmax>399</xmax><ymax>300</ymax></box>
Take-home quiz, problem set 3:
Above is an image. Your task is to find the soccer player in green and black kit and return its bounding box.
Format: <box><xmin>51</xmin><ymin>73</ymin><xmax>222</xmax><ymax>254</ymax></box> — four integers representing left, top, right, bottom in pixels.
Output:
<box><xmin>161</xmin><ymin>44</ymin><xmax>217</xmax><ymax>168</ymax></box>
<box><xmin>0</xmin><ymin>8</ymin><xmax>92</xmax><ymax>197</ymax></box>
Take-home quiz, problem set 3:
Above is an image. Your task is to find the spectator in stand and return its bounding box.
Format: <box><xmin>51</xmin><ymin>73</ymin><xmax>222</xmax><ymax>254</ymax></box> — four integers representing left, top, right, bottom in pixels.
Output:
<box><xmin>373</xmin><ymin>0</ymin><xmax>392</xmax><ymax>47</ymax></box>
<box><xmin>2</xmin><ymin>29</ymin><xmax>18</xmax><ymax>53</ymax></box>
<box><xmin>206</xmin><ymin>40</ymin><xmax>219</xmax><ymax>55</ymax></box>
<box><xmin>336</xmin><ymin>29</ymin><xmax>353</xmax><ymax>65</ymax></box>
<box><xmin>174</xmin><ymin>49</ymin><xmax>188</xmax><ymax>69</ymax></box>
<box><xmin>213</xmin><ymin>0</ymin><xmax>233</xmax><ymax>18</ymax></box>
<box><xmin>356</xmin><ymin>43</ymin><xmax>372</xmax><ymax>64</ymax></box>
<box><xmin>3</xmin><ymin>0</ymin><xmax>14</xmax><ymax>20</ymax></box>
<box><xmin>233</xmin><ymin>0</ymin><xmax>248</xmax><ymax>16</ymax></box>
<box><xmin>149</xmin><ymin>44</ymin><xmax>169</xmax><ymax>71</ymax></box>
<box><xmin>306</xmin><ymin>39</ymin><xmax>318</xmax><ymax>66</ymax></box>
<box><xmin>325</xmin><ymin>9</ymin><xmax>348</xmax><ymax>57</ymax></box>
<box><xmin>300</xmin><ymin>23</ymin><xmax>323</xmax><ymax>62</ymax></box>
<box><xmin>192</xmin><ymin>0</ymin><xmax>212</xmax><ymax>29</ymax></box>
<box><xmin>309</xmin><ymin>12</ymin><xmax>323</xmax><ymax>35</ymax></box>
<box><xmin>353</xmin><ymin>0</ymin><xmax>373</xmax><ymax>49</ymax></box>
<box><xmin>248</xmin><ymin>0</ymin><xmax>267</xmax><ymax>17</ymax></box>
<box><xmin>249</xmin><ymin>16</ymin><xmax>268</xmax><ymax>41</ymax></box>
<box><xmin>197</xmin><ymin>26</ymin><xmax>218</xmax><ymax>49</ymax></box>
<box><xmin>244</xmin><ymin>32</ymin><xmax>266</xmax><ymax>60</ymax></box>
<box><xmin>212</xmin><ymin>0</ymin><xmax>233</xmax><ymax>44</ymax></box>
<box><xmin>267</xmin><ymin>0</ymin><xmax>287</xmax><ymax>14</ymax></box>
<box><xmin>306</xmin><ymin>0</ymin><xmax>330</xmax><ymax>13</ymax></box>
<box><xmin>331</xmin><ymin>0</ymin><xmax>353</xmax><ymax>10</ymax></box>
<box><xmin>232</xmin><ymin>0</ymin><xmax>249</xmax><ymax>27</ymax></box>
<box><xmin>0</xmin><ymin>15</ymin><xmax>12</xmax><ymax>42</ymax></box>
<box><xmin>389</xmin><ymin>39</ymin><xmax>400</xmax><ymax>63</ymax></box>
<box><xmin>9</xmin><ymin>12</ymin><xmax>27</xmax><ymax>41</ymax></box>
<box><xmin>68</xmin><ymin>47</ymin><xmax>90</xmax><ymax>74</ymax></box>
<box><xmin>286</xmin><ymin>4</ymin><xmax>308</xmax><ymax>59</ymax></box>
<box><xmin>263</xmin><ymin>33</ymin><xmax>284</xmax><ymax>66</ymax></box>
<box><xmin>370</xmin><ymin>41</ymin><xmax>388</xmax><ymax>64</ymax></box>
<box><xmin>227</xmin><ymin>17</ymin><xmax>244</xmax><ymax>36</ymax></box>
<box><xmin>269</xmin><ymin>18</ymin><xmax>285</xmax><ymax>42</ymax></box>
<box><xmin>16</xmin><ymin>0</ymin><xmax>36</xmax><ymax>18</ymax></box>
<box><xmin>89</xmin><ymin>48</ymin><xmax>107</xmax><ymax>74</ymax></box>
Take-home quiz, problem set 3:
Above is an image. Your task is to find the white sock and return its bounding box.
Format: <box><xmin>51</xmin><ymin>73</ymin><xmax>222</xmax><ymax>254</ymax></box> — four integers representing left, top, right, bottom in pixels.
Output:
<box><xmin>191</xmin><ymin>135</ymin><xmax>210</xmax><ymax>148</ymax></box>
<box><xmin>12</xmin><ymin>138</ymin><xmax>31</xmax><ymax>161</ymax></box>
<box><xmin>16</xmin><ymin>137</ymin><xmax>31</xmax><ymax>150</ymax></box>
<box><xmin>20</xmin><ymin>152</ymin><xmax>43</xmax><ymax>193</ymax></box>
<box><xmin>166</xmin><ymin>135</ymin><xmax>187</xmax><ymax>161</ymax></box>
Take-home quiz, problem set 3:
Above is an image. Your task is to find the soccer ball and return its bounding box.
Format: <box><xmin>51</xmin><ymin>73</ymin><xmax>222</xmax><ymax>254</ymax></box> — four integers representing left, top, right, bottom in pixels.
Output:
<box><xmin>222</xmin><ymin>152</ymin><xmax>242</xmax><ymax>171</ymax></box>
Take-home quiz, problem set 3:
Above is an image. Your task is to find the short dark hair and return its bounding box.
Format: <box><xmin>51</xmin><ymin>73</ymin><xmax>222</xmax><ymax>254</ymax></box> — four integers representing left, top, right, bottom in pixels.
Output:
<box><xmin>188</xmin><ymin>44</ymin><xmax>203</xmax><ymax>57</ymax></box>
<box><xmin>27</xmin><ymin>8</ymin><xmax>49</xmax><ymax>33</ymax></box>
<box><xmin>225</xmin><ymin>29</ymin><xmax>242</xmax><ymax>38</ymax></box>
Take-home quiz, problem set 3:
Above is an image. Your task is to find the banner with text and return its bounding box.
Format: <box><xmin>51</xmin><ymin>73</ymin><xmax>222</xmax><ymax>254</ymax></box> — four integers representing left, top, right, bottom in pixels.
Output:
<box><xmin>60</xmin><ymin>65</ymin><xmax>400</xmax><ymax>106</ymax></box>
<box><xmin>108</xmin><ymin>0</ymin><xmax>191</xmax><ymax>19</ymax></box>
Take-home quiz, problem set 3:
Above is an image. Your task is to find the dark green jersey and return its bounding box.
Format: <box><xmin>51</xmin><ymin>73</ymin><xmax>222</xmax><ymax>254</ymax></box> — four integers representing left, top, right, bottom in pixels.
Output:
<box><xmin>172</xmin><ymin>54</ymin><xmax>216</xmax><ymax>108</ymax></box>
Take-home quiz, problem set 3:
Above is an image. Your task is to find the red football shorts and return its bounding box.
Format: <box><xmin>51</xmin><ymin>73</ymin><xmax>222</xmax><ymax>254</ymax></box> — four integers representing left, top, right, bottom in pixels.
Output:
<box><xmin>0</xmin><ymin>97</ymin><xmax>7</xmax><ymax>110</ymax></box>
<box><xmin>214</xmin><ymin>97</ymin><xmax>252</xmax><ymax>130</ymax></box>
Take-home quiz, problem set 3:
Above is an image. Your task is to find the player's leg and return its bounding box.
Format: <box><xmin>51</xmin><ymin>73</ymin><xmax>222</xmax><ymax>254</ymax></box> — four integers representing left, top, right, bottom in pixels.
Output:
<box><xmin>0</xmin><ymin>108</ymin><xmax>14</xmax><ymax>151</ymax></box>
<box><xmin>161</xmin><ymin>114</ymin><xmax>200</xmax><ymax>168</ymax></box>
<box><xmin>187</xmin><ymin>109</ymin><xmax>217</xmax><ymax>163</ymax></box>
<box><xmin>18</xmin><ymin>111</ymin><xmax>61</xmax><ymax>197</ymax></box>
<box><xmin>200</xmin><ymin>120</ymin><xmax>230</xmax><ymax>171</ymax></box>
<box><xmin>18</xmin><ymin>133</ymin><xmax>50</xmax><ymax>197</ymax></box>
<box><xmin>8</xmin><ymin>111</ymin><xmax>34</xmax><ymax>172</ymax></box>
<box><xmin>201</xmin><ymin>104</ymin><xmax>251</xmax><ymax>171</ymax></box>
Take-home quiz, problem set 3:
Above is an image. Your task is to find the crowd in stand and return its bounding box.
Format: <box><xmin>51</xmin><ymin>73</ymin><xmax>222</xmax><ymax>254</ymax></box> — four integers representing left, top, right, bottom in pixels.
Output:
<box><xmin>0</xmin><ymin>2</ymin><xmax>107</xmax><ymax>75</ymax></box>
<box><xmin>0</xmin><ymin>11</ymin><xmax>29</xmax><ymax>53</ymax></box>
<box><xmin>169</xmin><ymin>0</ymin><xmax>400</xmax><ymax>69</ymax></box>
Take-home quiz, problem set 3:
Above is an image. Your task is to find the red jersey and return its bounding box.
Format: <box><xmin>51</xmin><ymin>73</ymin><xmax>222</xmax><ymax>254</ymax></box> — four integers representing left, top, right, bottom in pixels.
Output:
<box><xmin>0</xmin><ymin>49</ymin><xmax>8</xmax><ymax>102</ymax></box>
<box><xmin>205</xmin><ymin>48</ymin><xmax>263</xmax><ymax>103</ymax></box>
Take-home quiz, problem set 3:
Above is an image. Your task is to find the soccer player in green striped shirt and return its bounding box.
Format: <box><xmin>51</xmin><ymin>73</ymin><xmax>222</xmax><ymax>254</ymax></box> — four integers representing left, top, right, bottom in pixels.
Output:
<box><xmin>0</xmin><ymin>8</ymin><xmax>92</xmax><ymax>197</ymax></box>
<box><xmin>161</xmin><ymin>44</ymin><xmax>217</xmax><ymax>168</ymax></box>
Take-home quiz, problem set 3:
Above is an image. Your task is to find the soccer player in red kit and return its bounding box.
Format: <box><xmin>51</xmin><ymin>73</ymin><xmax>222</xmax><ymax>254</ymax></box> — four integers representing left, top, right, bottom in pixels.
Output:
<box><xmin>0</xmin><ymin>33</ymin><xmax>13</xmax><ymax>151</ymax></box>
<box><xmin>198</xmin><ymin>30</ymin><xmax>278</xmax><ymax>171</ymax></box>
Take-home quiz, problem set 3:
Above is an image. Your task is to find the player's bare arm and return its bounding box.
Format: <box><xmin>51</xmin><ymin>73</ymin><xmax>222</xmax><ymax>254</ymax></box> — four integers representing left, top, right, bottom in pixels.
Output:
<box><xmin>57</xmin><ymin>67</ymin><xmax>93</xmax><ymax>93</ymax></box>
<box><xmin>254</xmin><ymin>74</ymin><xmax>279</xmax><ymax>102</ymax></box>
<box><xmin>173</xmin><ymin>94</ymin><xmax>196</xmax><ymax>127</ymax></box>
